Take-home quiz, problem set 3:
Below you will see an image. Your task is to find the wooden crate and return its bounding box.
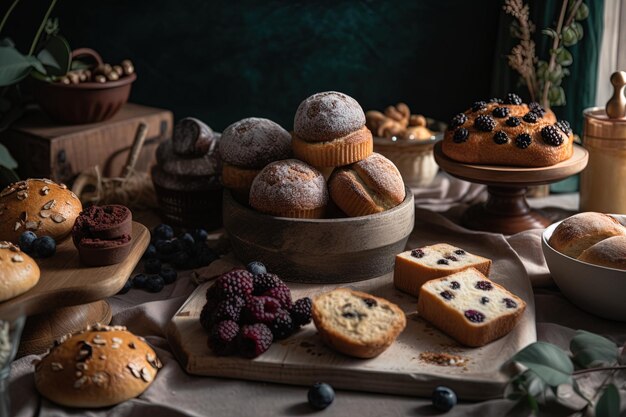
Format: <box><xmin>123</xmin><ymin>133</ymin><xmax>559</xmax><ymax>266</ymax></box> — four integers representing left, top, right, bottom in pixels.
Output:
<box><xmin>0</xmin><ymin>103</ymin><xmax>173</xmax><ymax>183</ymax></box>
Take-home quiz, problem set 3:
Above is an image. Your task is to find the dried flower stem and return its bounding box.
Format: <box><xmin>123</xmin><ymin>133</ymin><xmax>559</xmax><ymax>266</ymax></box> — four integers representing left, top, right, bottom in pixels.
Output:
<box><xmin>504</xmin><ymin>0</ymin><xmax>538</xmax><ymax>101</ymax></box>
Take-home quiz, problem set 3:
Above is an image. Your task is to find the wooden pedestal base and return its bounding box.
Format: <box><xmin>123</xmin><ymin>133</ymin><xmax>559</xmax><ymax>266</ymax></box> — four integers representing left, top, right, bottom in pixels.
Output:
<box><xmin>17</xmin><ymin>300</ymin><xmax>112</xmax><ymax>357</ymax></box>
<box><xmin>462</xmin><ymin>186</ymin><xmax>551</xmax><ymax>235</ymax></box>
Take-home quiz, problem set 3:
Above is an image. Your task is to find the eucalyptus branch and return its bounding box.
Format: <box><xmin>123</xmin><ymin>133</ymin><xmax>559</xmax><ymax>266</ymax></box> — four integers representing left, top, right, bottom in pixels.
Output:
<box><xmin>541</xmin><ymin>0</ymin><xmax>569</xmax><ymax>107</ymax></box>
<box><xmin>0</xmin><ymin>0</ymin><xmax>20</xmax><ymax>35</ymax></box>
<box><xmin>565</xmin><ymin>0</ymin><xmax>584</xmax><ymax>28</ymax></box>
<box><xmin>572</xmin><ymin>365</ymin><xmax>626</xmax><ymax>376</ymax></box>
<box><xmin>27</xmin><ymin>0</ymin><xmax>57</xmax><ymax>56</ymax></box>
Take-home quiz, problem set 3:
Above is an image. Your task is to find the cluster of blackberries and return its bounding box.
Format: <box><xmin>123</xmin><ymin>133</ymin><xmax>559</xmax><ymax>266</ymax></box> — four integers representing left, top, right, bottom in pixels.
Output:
<box><xmin>200</xmin><ymin>262</ymin><xmax>312</xmax><ymax>358</ymax></box>
<box><xmin>18</xmin><ymin>231</ymin><xmax>56</xmax><ymax>258</ymax></box>
<box><xmin>118</xmin><ymin>223</ymin><xmax>219</xmax><ymax>294</ymax></box>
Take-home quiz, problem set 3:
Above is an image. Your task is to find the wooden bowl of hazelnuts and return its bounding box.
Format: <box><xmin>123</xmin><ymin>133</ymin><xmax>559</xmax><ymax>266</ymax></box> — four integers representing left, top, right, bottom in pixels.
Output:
<box><xmin>32</xmin><ymin>48</ymin><xmax>136</xmax><ymax>124</ymax></box>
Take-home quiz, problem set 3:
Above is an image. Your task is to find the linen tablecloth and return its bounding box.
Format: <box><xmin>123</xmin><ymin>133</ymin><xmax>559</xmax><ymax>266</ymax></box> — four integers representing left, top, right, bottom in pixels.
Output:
<box><xmin>9</xmin><ymin>173</ymin><xmax>626</xmax><ymax>417</ymax></box>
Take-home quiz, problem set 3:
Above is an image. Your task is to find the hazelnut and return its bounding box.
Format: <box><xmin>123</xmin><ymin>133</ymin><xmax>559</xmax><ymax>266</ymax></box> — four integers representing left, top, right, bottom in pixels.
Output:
<box><xmin>94</xmin><ymin>74</ymin><xmax>107</xmax><ymax>83</ymax></box>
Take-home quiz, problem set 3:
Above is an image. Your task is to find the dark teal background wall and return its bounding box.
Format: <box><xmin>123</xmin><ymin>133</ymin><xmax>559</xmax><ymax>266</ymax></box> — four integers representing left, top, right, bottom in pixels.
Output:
<box><xmin>6</xmin><ymin>0</ymin><xmax>502</xmax><ymax>130</ymax></box>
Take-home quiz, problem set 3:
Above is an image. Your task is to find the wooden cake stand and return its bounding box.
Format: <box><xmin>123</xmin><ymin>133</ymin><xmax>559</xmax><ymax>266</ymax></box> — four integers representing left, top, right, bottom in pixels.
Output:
<box><xmin>433</xmin><ymin>142</ymin><xmax>588</xmax><ymax>234</ymax></box>
<box><xmin>0</xmin><ymin>222</ymin><xmax>149</xmax><ymax>356</ymax></box>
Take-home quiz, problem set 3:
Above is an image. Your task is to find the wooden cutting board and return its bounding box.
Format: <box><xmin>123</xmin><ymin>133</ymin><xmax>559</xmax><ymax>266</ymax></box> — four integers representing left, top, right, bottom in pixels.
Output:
<box><xmin>0</xmin><ymin>221</ymin><xmax>149</xmax><ymax>317</ymax></box>
<box><xmin>167</xmin><ymin>270</ymin><xmax>536</xmax><ymax>400</ymax></box>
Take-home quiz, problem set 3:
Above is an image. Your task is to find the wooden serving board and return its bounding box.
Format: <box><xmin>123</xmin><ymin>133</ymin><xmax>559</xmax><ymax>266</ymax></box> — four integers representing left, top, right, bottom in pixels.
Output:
<box><xmin>0</xmin><ymin>222</ymin><xmax>149</xmax><ymax>317</ymax></box>
<box><xmin>167</xmin><ymin>271</ymin><xmax>536</xmax><ymax>400</ymax></box>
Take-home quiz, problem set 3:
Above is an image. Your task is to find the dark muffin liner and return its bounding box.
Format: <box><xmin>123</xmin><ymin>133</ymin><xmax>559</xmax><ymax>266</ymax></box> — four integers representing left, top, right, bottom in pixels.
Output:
<box><xmin>152</xmin><ymin>181</ymin><xmax>223</xmax><ymax>231</ymax></box>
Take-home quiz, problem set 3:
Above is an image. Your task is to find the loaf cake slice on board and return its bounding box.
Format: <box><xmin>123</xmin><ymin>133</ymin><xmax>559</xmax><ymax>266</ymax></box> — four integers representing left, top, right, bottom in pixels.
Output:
<box><xmin>312</xmin><ymin>288</ymin><xmax>406</xmax><ymax>358</ymax></box>
<box><xmin>417</xmin><ymin>268</ymin><xmax>526</xmax><ymax>347</ymax></box>
<box><xmin>394</xmin><ymin>243</ymin><xmax>491</xmax><ymax>296</ymax></box>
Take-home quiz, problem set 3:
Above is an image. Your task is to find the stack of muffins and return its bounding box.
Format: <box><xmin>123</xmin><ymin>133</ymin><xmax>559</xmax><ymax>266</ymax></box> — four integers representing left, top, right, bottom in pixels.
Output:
<box><xmin>220</xmin><ymin>91</ymin><xmax>406</xmax><ymax>219</ymax></box>
<box><xmin>151</xmin><ymin>118</ymin><xmax>222</xmax><ymax>230</ymax></box>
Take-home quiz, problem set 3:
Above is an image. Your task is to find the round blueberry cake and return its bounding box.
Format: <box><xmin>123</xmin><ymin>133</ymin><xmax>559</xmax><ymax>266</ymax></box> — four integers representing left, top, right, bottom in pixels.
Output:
<box><xmin>441</xmin><ymin>94</ymin><xmax>574</xmax><ymax>167</ymax></box>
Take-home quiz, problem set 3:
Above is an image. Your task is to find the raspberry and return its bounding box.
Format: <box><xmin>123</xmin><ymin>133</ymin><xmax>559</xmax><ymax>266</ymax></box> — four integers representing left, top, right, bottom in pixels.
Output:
<box><xmin>263</xmin><ymin>284</ymin><xmax>293</xmax><ymax>310</ymax></box>
<box><xmin>475</xmin><ymin>281</ymin><xmax>493</xmax><ymax>291</ymax></box>
<box><xmin>504</xmin><ymin>93</ymin><xmax>522</xmax><ymax>105</ymax></box>
<box><xmin>243</xmin><ymin>296</ymin><xmax>281</xmax><ymax>324</ymax></box>
<box><xmin>453</xmin><ymin>128</ymin><xmax>469</xmax><ymax>143</ymax></box>
<box><xmin>213</xmin><ymin>296</ymin><xmax>246</xmax><ymax>323</ymax></box>
<box><xmin>541</xmin><ymin>125</ymin><xmax>564</xmax><ymax>146</ymax></box>
<box><xmin>270</xmin><ymin>309</ymin><xmax>294</xmax><ymax>339</ymax></box>
<box><xmin>238</xmin><ymin>324</ymin><xmax>273</xmax><ymax>358</ymax></box>
<box><xmin>449</xmin><ymin>113</ymin><xmax>467</xmax><ymax>128</ymax></box>
<box><xmin>252</xmin><ymin>273</ymin><xmax>282</xmax><ymax>295</ymax></box>
<box><xmin>474</xmin><ymin>115</ymin><xmax>496</xmax><ymax>132</ymax></box>
<box><xmin>213</xmin><ymin>270</ymin><xmax>254</xmax><ymax>300</ymax></box>
<box><xmin>291</xmin><ymin>297</ymin><xmax>312</xmax><ymax>327</ymax></box>
<box><xmin>556</xmin><ymin>120</ymin><xmax>572</xmax><ymax>135</ymax></box>
<box><xmin>522</xmin><ymin>112</ymin><xmax>538</xmax><ymax>123</ymax></box>
<box><xmin>493</xmin><ymin>131</ymin><xmax>508</xmax><ymax>145</ymax></box>
<box><xmin>506</xmin><ymin>117</ymin><xmax>521</xmax><ymax>127</ymax></box>
<box><xmin>492</xmin><ymin>107</ymin><xmax>509</xmax><ymax>118</ymax></box>
<box><xmin>471</xmin><ymin>101</ymin><xmax>487</xmax><ymax>112</ymax></box>
<box><xmin>515</xmin><ymin>133</ymin><xmax>532</xmax><ymax>149</ymax></box>
<box><xmin>464</xmin><ymin>310</ymin><xmax>485</xmax><ymax>323</ymax></box>
<box><xmin>208</xmin><ymin>320</ymin><xmax>240</xmax><ymax>356</ymax></box>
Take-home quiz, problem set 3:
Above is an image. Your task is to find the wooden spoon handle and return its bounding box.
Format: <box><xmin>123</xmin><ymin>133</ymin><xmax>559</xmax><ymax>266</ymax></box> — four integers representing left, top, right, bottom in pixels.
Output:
<box><xmin>123</xmin><ymin>123</ymin><xmax>148</xmax><ymax>178</ymax></box>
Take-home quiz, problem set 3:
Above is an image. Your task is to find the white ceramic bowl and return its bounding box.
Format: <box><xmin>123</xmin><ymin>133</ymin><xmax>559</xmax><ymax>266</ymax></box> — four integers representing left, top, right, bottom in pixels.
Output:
<box><xmin>542</xmin><ymin>215</ymin><xmax>626</xmax><ymax>321</ymax></box>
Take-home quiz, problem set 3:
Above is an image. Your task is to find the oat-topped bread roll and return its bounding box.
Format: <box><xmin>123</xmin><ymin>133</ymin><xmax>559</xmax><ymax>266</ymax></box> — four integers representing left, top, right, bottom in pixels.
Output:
<box><xmin>249</xmin><ymin>159</ymin><xmax>328</xmax><ymax>218</ymax></box>
<box><xmin>34</xmin><ymin>323</ymin><xmax>162</xmax><ymax>408</ymax></box>
<box><xmin>312</xmin><ymin>288</ymin><xmax>406</xmax><ymax>358</ymax></box>
<box><xmin>548</xmin><ymin>212</ymin><xmax>626</xmax><ymax>258</ymax></box>
<box><xmin>219</xmin><ymin>117</ymin><xmax>292</xmax><ymax>201</ymax></box>
<box><xmin>328</xmin><ymin>152</ymin><xmax>405</xmax><ymax>217</ymax></box>
<box><xmin>0</xmin><ymin>241</ymin><xmax>40</xmax><ymax>302</ymax></box>
<box><xmin>577</xmin><ymin>236</ymin><xmax>626</xmax><ymax>270</ymax></box>
<box><xmin>442</xmin><ymin>93</ymin><xmax>574</xmax><ymax>167</ymax></box>
<box><xmin>292</xmin><ymin>91</ymin><xmax>373</xmax><ymax>167</ymax></box>
<box><xmin>0</xmin><ymin>178</ymin><xmax>82</xmax><ymax>243</ymax></box>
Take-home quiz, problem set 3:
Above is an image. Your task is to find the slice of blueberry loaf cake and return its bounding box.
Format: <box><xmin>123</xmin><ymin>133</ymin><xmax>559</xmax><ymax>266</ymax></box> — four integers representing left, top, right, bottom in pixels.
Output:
<box><xmin>394</xmin><ymin>243</ymin><xmax>491</xmax><ymax>297</ymax></box>
<box><xmin>417</xmin><ymin>268</ymin><xmax>526</xmax><ymax>347</ymax></box>
<box><xmin>312</xmin><ymin>288</ymin><xmax>406</xmax><ymax>358</ymax></box>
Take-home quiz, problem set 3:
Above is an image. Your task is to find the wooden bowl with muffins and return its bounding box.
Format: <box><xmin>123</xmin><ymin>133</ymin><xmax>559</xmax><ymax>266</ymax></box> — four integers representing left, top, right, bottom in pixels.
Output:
<box><xmin>223</xmin><ymin>92</ymin><xmax>415</xmax><ymax>283</ymax></box>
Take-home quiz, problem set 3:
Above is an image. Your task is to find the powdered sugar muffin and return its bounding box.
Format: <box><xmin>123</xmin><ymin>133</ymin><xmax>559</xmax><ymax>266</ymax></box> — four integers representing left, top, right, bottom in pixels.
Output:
<box><xmin>220</xmin><ymin>117</ymin><xmax>292</xmax><ymax>201</ymax></box>
<box><xmin>292</xmin><ymin>91</ymin><xmax>373</xmax><ymax>167</ymax></box>
<box><xmin>249</xmin><ymin>159</ymin><xmax>328</xmax><ymax>218</ymax></box>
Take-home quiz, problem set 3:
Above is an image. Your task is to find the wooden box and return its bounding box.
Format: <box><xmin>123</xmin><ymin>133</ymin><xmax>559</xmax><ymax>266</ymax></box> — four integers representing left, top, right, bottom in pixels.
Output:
<box><xmin>0</xmin><ymin>103</ymin><xmax>173</xmax><ymax>183</ymax></box>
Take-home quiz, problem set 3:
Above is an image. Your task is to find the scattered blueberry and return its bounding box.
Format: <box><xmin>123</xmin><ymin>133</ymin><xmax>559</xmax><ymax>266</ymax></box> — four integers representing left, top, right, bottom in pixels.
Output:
<box><xmin>144</xmin><ymin>258</ymin><xmax>162</xmax><ymax>274</ymax></box>
<box><xmin>133</xmin><ymin>273</ymin><xmax>149</xmax><ymax>289</ymax></box>
<box><xmin>155</xmin><ymin>239</ymin><xmax>174</xmax><ymax>255</ymax></box>
<box><xmin>170</xmin><ymin>239</ymin><xmax>184</xmax><ymax>254</ymax></box>
<box><xmin>19</xmin><ymin>231</ymin><xmax>37</xmax><ymax>253</ymax></box>
<box><xmin>432</xmin><ymin>386</ymin><xmax>457</xmax><ymax>412</ymax></box>
<box><xmin>145</xmin><ymin>275</ymin><xmax>165</xmax><ymax>293</ymax></box>
<box><xmin>153</xmin><ymin>224</ymin><xmax>174</xmax><ymax>241</ymax></box>
<box><xmin>475</xmin><ymin>281</ymin><xmax>493</xmax><ymax>291</ymax></box>
<box><xmin>180</xmin><ymin>233</ymin><xmax>195</xmax><ymax>250</ymax></box>
<box><xmin>118</xmin><ymin>279</ymin><xmax>133</xmax><ymax>294</ymax></box>
<box><xmin>437</xmin><ymin>259</ymin><xmax>449</xmax><ymax>265</ymax></box>
<box><xmin>172</xmin><ymin>251</ymin><xmax>191</xmax><ymax>269</ymax></box>
<box><xmin>308</xmin><ymin>382</ymin><xmax>335</xmax><ymax>410</ymax></box>
<box><xmin>32</xmin><ymin>236</ymin><xmax>56</xmax><ymax>258</ymax></box>
<box><xmin>143</xmin><ymin>244</ymin><xmax>157</xmax><ymax>259</ymax></box>
<box><xmin>196</xmin><ymin>245</ymin><xmax>218</xmax><ymax>266</ymax></box>
<box><xmin>192</xmin><ymin>228</ymin><xmax>209</xmax><ymax>243</ymax></box>
<box><xmin>480</xmin><ymin>296</ymin><xmax>490</xmax><ymax>305</ymax></box>
<box><xmin>247</xmin><ymin>261</ymin><xmax>267</xmax><ymax>276</ymax></box>
<box><xmin>454</xmin><ymin>249</ymin><xmax>465</xmax><ymax>255</ymax></box>
<box><xmin>159</xmin><ymin>266</ymin><xmax>178</xmax><ymax>284</ymax></box>
<box><xmin>464</xmin><ymin>309</ymin><xmax>486</xmax><ymax>323</ymax></box>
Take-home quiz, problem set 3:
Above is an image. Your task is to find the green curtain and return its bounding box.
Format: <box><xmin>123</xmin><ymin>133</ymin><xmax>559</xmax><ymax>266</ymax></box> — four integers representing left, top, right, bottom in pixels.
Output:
<box><xmin>491</xmin><ymin>0</ymin><xmax>604</xmax><ymax>192</ymax></box>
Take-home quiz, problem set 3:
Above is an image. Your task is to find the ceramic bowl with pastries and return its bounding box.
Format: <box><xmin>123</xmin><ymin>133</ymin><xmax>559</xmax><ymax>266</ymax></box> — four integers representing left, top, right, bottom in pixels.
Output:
<box><xmin>366</xmin><ymin>103</ymin><xmax>444</xmax><ymax>187</ymax></box>
<box><xmin>542</xmin><ymin>212</ymin><xmax>626</xmax><ymax>320</ymax></box>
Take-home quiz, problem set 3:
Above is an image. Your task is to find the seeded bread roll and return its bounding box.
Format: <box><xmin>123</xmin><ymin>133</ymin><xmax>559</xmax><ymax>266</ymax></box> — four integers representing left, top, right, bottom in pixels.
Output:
<box><xmin>34</xmin><ymin>324</ymin><xmax>162</xmax><ymax>408</ymax></box>
<box><xmin>172</xmin><ymin>117</ymin><xmax>214</xmax><ymax>157</ymax></box>
<box><xmin>0</xmin><ymin>241</ymin><xmax>40</xmax><ymax>302</ymax></box>
<box><xmin>328</xmin><ymin>152</ymin><xmax>405</xmax><ymax>217</ymax></box>
<box><xmin>394</xmin><ymin>244</ymin><xmax>492</xmax><ymax>297</ymax></box>
<box><xmin>548</xmin><ymin>212</ymin><xmax>626</xmax><ymax>258</ymax></box>
<box><xmin>417</xmin><ymin>268</ymin><xmax>526</xmax><ymax>347</ymax></box>
<box><xmin>441</xmin><ymin>94</ymin><xmax>574</xmax><ymax>167</ymax></box>
<box><xmin>0</xmin><ymin>179</ymin><xmax>82</xmax><ymax>243</ymax></box>
<box><xmin>577</xmin><ymin>236</ymin><xmax>626</xmax><ymax>270</ymax></box>
<box><xmin>292</xmin><ymin>91</ymin><xmax>373</xmax><ymax>167</ymax></box>
<box><xmin>249</xmin><ymin>159</ymin><xmax>328</xmax><ymax>218</ymax></box>
<box><xmin>312</xmin><ymin>288</ymin><xmax>406</xmax><ymax>358</ymax></box>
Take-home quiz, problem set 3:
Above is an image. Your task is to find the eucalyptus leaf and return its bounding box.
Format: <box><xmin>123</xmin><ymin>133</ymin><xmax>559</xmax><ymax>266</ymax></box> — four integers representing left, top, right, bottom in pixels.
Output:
<box><xmin>570</xmin><ymin>330</ymin><xmax>618</xmax><ymax>368</ymax></box>
<box><xmin>526</xmin><ymin>394</ymin><xmax>539</xmax><ymax>415</ymax></box>
<box><xmin>572</xmin><ymin>22</ymin><xmax>584</xmax><ymax>41</ymax></box>
<box><xmin>0</xmin><ymin>47</ymin><xmax>33</xmax><ymax>86</ymax></box>
<box><xmin>36</xmin><ymin>35</ymin><xmax>71</xmax><ymax>76</ymax></box>
<box><xmin>542</xmin><ymin>28</ymin><xmax>558</xmax><ymax>39</ymax></box>
<box><xmin>25</xmin><ymin>56</ymin><xmax>46</xmax><ymax>74</ymax></box>
<box><xmin>512</xmin><ymin>342</ymin><xmax>574</xmax><ymax>387</ymax></box>
<box><xmin>0</xmin><ymin>38</ymin><xmax>15</xmax><ymax>47</ymax></box>
<box><xmin>548</xmin><ymin>65</ymin><xmax>564</xmax><ymax>83</ymax></box>
<box><xmin>596</xmin><ymin>384</ymin><xmax>620</xmax><ymax>417</ymax></box>
<box><xmin>549</xmin><ymin>86</ymin><xmax>566</xmax><ymax>106</ymax></box>
<box><xmin>0</xmin><ymin>143</ymin><xmax>18</xmax><ymax>169</ymax></box>
<box><xmin>556</xmin><ymin>48</ymin><xmax>573</xmax><ymax>66</ymax></box>
<box><xmin>576</xmin><ymin>3</ymin><xmax>589</xmax><ymax>21</ymax></box>
<box><xmin>562</xmin><ymin>26</ymin><xmax>578</xmax><ymax>47</ymax></box>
